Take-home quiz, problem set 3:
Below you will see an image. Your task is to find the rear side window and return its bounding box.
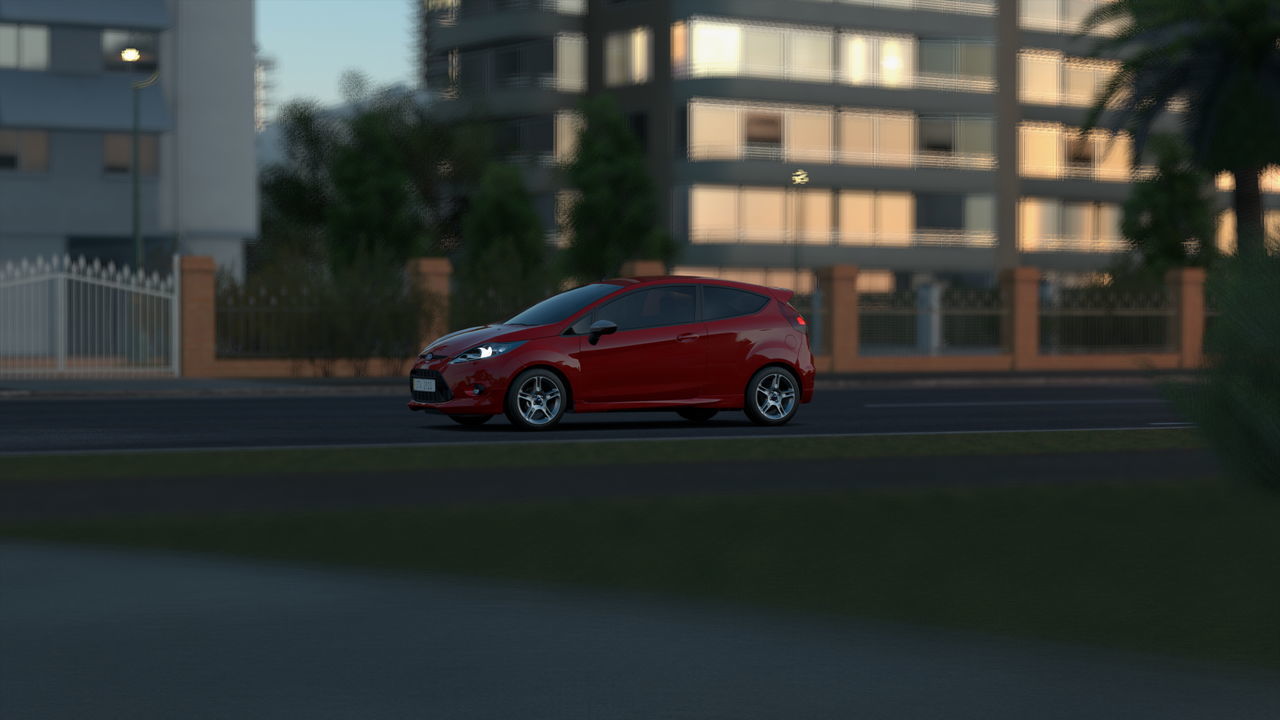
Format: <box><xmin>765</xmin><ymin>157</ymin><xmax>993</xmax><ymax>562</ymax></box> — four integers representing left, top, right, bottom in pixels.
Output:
<box><xmin>596</xmin><ymin>286</ymin><xmax>697</xmax><ymax>331</ymax></box>
<box><xmin>703</xmin><ymin>286</ymin><xmax>769</xmax><ymax>321</ymax></box>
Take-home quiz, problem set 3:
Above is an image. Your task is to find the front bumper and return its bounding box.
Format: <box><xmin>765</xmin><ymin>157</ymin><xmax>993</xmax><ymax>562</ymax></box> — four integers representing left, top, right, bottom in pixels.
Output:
<box><xmin>406</xmin><ymin>357</ymin><xmax>510</xmax><ymax>415</ymax></box>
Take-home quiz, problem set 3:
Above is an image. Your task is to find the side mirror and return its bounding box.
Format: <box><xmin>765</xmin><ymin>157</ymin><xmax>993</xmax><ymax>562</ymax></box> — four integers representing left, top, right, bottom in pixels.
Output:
<box><xmin>588</xmin><ymin>320</ymin><xmax>618</xmax><ymax>345</ymax></box>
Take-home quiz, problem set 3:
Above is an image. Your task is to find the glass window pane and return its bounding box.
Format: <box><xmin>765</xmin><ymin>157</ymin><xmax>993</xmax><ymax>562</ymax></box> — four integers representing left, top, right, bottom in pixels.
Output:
<box><xmin>691</xmin><ymin>186</ymin><xmax>738</xmax><ymax>241</ymax></box>
<box><xmin>140</xmin><ymin>135</ymin><xmax>159</xmax><ymax>176</ymax></box>
<box><xmin>740</xmin><ymin>188</ymin><xmax>785</xmax><ymax>242</ymax></box>
<box><xmin>1063</xmin><ymin>0</ymin><xmax>1094</xmax><ymax>32</ymax></box>
<box><xmin>19</xmin><ymin>25</ymin><xmax>48</xmax><ymax>69</ymax></box>
<box><xmin>795</xmin><ymin>190</ymin><xmax>832</xmax><ymax>244</ymax></box>
<box><xmin>878</xmin><ymin>37</ymin><xmax>913</xmax><ymax>87</ymax></box>
<box><xmin>1062</xmin><ymin>202</ymin><xmax>1094</xmax><ymax>242</ymax></box>
<box><xmin>919</xmin><ymin>117</ymin><xmax>955</xmax><ymax>154</ymax></box>
<box><xmin>919</xmin><ymin>41</ymin><xmax>955</xmax><ymax>77</ymax></box>
<box><xmin>704</xmin><ymin>287</ymin><xmax>769</xmax><ymax>320</ymax></box>
<box><xmin>632</xmin><ymin>27</ymin><xmax>651</xmax><ymax>83</ymax></box>
<box><xmin>878</xmin><ymin>113</ymin><xmax>914</xmax><ymax>167</ymax></box>
<box><xmin>877</xmin><ymin>192</ymin><xmax>914</xmax><ymax>245</ymax></box>
<box><xmin>605</xmin><ymin>33</ymin><xmax>628</xmax><ymax>86</ymax></box>
<box><xmin>1018</xmin><ymin>198</ymin><xmax>1059</xmax><ymax>250</ymax></box>
<box><xmin>957</xmin><ymin>42</ymin><xmax>993</xmax><ymax>78</ymax></box>
<box><xmin>1063</xmin><ymin>61</ymin><xmax>1098</xmax><ymax>106</ymax></box>
<box><xmin>0</xmin><ymin>130</ymin><xmax>18</xmax><ymax>169</ymax></box>
<box><xmin>957</xmin><ymin>117</ymin><xmax>994</xmax><ymax>156</ymax></box>
<box><xmin>1020</xmin><ymin>52</ymin><xmax>1061</xmax><ymax>104</ymax></box>
<box><xmin>743</xmin><ymin>27</ymin><xmax>782</xmax><ymax>78</ymax></box>
<box><xmin>0</xmin><ymin>25</ymin><xmax>19</xmax><ymax>67</ymax></box>
<box><xmin>788</xmin><ymin>29</ymin><xmax>832</xmax><ymax>81</ymax></box>
<box><xmin>671</xmin><ymin>21</ymin><xmax>688</xmax><ymax>72</ymax></box>
<box><xmin>916</xmin><ymin>192</ymin><xmax>965</xmax><ymax>231</ymax></box>
<box><xmin>839</xmin><ymin>192</ymin><xmax>875</xmax><ymax>244</ymax></box>
<box><xmin>691</xmin><ymin>21</ymin><xmax>741</xmax><ymax>76</ymax></box>
<box><xmin>744</xmin><ymin>111</ymin><xmax>783</xmax><ymax>158</ymax></box>
<box><xmin>1021</xmin><ymin>0</ymin><xmax>1059</xmax><ymax>30</ymax></box>
<box><xmin>689</xmin><ymin>104</ymin><xmax>738</xmax><ymax>159</ymax></box>
<box><xmin>842</xmin><ymin>34</ymin><xmax>871</xmax><ymax>85</ymax></box>
<box><xmin>1097</xmin><ymin>203</ymin><xmax>1122</xmax><ymax>244</ymax></box>
<box><xmin>840</xmin><ymin>112</ymin><xmax>874</xmax><ymax>163</ymax></box>
<box><xmin>1019</xmin><ymin>124</ymin><xmax>1062</xmax><ymax>178</ymax></box>
<box><xmin>786</xmin><ymin>109</ymin><xmax>832</xmax><ymax>163</ymax></box>
<box><xmin>19</xmin><ymin>130</ymin><xmax>48</xmax><ymax>172</ymax></box>
<box><xmin>555</xmin><ymin>111</ymin><xmax>582</xmax><ymax>163</ymax></box>
<box><xmin>964</xmin><ymin>194</ymin><xmax>995</xmax><ymax>233</ymax></box>
<box><xmin>103</xmin><ymin>133</ymin><xmax>130</xmax><ymax>173</ymax></box>
<box><xmin>555</xmin><ymin>34</ymin><xmax>586</xmax><ymax>91</ymax></box>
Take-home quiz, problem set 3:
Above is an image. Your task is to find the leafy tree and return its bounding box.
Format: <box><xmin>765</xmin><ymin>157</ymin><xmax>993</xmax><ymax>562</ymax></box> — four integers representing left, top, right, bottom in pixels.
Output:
<box><xmin>563</xmin><ymin>95</ymin><xmax>675</xmax><ymax>281</ymax></box>
<box><xmin>453</xmin><ymin>163</ymin><xmax>555</xmax><ymax>327</ymax></box>
<box><xmin>1083</xmin><ymin>0</ymin><xmax>1280</xmax><ymax>259</ymax></box>
<box><xmin>1113</xmin><ymin>135</ymin><xmax>1217</xmax><ymax>281</ymax></box>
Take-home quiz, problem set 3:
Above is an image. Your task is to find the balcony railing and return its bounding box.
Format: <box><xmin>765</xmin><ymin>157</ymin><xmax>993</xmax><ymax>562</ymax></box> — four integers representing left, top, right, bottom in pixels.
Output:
<box><xmin>1023</xmin><ymin>235</ymin><xmax>1128</xmax><ymax>253</ymax></box>
<box><xmin>690</xmin><ymin>230</ymin><xmax>998</xmax><ymax>248</ymax></box>
<box><xmin>675</xmin><ymin>61</ymin><xmax>995</xmax><ymax>94</ymax></box>
<box><xmin>430</xmin><ymin>0</ymin><xmax>585</xmax><ymax>26</ymax></box>
<box><xmin>802</xmin><ymin>0</ymin><xmax>995</xmax><ymax>15</ymax></box>
<box><xmin>690</xmin><ymin>144</ymin><xmax>997</xmax><ymax>170</ymax></box>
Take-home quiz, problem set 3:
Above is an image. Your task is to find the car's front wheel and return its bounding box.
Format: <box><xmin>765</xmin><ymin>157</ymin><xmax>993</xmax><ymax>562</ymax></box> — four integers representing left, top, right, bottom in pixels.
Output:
<box><xmin>744</xmin><ymin>367</ymin><xmax>799</xmax><ymax>426</ymax></box>
<box><xmin>505</xmin><ymin>369</ymin><xmax>568</xmax><ymax>430</ymax></box>
<box><xmin>448</xmin><ymin>414</ymin><xmax>493</xmax><ymax>426</ymax></box>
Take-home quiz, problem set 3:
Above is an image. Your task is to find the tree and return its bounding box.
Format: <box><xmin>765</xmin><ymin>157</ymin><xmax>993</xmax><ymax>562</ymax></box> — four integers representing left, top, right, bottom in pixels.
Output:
<box><xmin>1114</xmin><ymin>135</ymin><xmax>1217</xmax><ymax>281</ymax></box>
<box><xmin>563</xmin><ymin>95</ymin><xmax>675</xmax><ymax>281</ymax></box>
<box><xmin>453</xmin><ymin>163</ymin><xmax>555</xmax><ymax>327</ymax></box>
<box><xmin>1083</xmin><ymin>0</ymin><xmax>1280</xmax><ymax>259</ymax></box>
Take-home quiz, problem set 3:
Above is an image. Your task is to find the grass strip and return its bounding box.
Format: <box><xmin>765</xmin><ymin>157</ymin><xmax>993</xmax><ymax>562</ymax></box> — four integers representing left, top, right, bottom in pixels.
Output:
<box><xmin>3</xmin><ymin>478</ymin><xmax>1275</xmax><ymax>670</ymax></box>
<box><xmin>0</xmin><ymin>428</ymin><xmax>1202</xmax><ymax>481</ymax></box>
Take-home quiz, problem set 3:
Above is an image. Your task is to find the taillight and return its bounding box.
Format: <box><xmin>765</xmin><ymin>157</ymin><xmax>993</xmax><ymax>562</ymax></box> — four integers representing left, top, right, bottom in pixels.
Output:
<box><xmin>780</xmin><ymin>302</ymin><xmax>807</xmax><ymax>332</ymax></box>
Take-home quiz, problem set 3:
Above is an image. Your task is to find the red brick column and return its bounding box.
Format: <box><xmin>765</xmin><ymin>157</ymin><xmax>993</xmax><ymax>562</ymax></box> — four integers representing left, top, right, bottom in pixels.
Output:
<box><xmin>1001</xmin><ymin>267</ymin><xmax>1040</xmax><ymax>370</ymax></box>
<box><xmin>408</xmin><ymin>257</ymin><xmax>452</xmax><ymax>344</ymax></box>
<box><xmin>1167</xmin><ymin>267</ymin><xmax>1207</xmax><ymax>369</ymax></box>
<box><xmin>179</xmin><ymin>255</ymin><xmax>216</xmax><ymax>377</ymax></box>
<box><xmin>815</xmin><ymin>265</ymin><xmax>859</xmax><ymax>373</ymax></box>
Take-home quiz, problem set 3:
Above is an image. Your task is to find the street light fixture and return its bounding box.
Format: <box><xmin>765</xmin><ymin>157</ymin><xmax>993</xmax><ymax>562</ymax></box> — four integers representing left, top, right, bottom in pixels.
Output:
<box><xmin>120</xmin><ymin>48</ymin><xmax>158</xmax><ymax>273</ymax></box>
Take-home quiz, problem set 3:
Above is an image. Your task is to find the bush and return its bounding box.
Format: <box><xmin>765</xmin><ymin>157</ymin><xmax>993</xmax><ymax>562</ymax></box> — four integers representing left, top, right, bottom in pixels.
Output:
<box><xmin>1181</xmin><ymin>259</ymin><xmax>1280</xmax><ymax>489</ymax></box>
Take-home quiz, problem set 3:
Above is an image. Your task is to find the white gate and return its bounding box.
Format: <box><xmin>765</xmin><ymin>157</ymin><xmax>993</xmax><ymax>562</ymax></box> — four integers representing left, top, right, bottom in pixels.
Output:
<box><xmin>0</xmin><ymin>255</ymin><xmax>180</xmax><ymax>378</ymax></box>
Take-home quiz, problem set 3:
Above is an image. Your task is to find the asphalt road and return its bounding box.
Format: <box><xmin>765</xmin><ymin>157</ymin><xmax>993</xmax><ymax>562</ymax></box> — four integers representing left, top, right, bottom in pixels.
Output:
<box><xmin>0</xmin><ymin>384</ymin><xmax>1188</xmax><ymax>454</ymax></box>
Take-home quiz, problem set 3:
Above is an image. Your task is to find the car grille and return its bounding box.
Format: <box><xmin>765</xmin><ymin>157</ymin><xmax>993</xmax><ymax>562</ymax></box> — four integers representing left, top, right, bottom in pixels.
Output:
<box><xmin>410</xmin><ymin>368</ymin><xmax>452</xmax><ymax>403</ymax></box>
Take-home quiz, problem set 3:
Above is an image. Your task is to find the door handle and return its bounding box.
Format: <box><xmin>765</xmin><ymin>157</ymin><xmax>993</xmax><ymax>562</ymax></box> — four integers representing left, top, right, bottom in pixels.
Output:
<box><xmin>676</xmin><ymin>333</ymin><xmax>700</xmax><ymax>342</ymax></box>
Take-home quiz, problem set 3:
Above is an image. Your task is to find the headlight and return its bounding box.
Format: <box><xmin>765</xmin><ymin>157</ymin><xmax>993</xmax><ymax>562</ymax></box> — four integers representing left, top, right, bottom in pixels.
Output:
<box><xmin>449</xmin><ymin>341</ymin><xmax>524</xmax><ymax>364</ymax></box>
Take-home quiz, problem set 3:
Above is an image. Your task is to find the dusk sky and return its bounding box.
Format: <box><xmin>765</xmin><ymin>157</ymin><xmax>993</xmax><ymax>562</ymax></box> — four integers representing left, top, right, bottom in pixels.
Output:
<box><xmin>256</xmin><ymin>0</ymin><xmax>415</xmax><ymax>111</ymax></box>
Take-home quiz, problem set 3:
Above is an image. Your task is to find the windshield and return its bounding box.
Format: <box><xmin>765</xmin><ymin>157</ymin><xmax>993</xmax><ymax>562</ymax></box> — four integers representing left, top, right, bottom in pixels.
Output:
<box><xmin>505</xmin><ymin>283</ymin><xmax>622</xmax><ymax>326</ymax></box>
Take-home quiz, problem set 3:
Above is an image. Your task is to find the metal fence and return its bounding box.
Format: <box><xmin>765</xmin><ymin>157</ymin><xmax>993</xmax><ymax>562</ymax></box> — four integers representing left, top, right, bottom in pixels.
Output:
<box><xmin>858</xmin><ymin>286</ymin><xmax>1006</xmax><ymax>356</ymax></box>
<box><xmin>0</xmin><ymin>255</ymin><xmax>178</xmax><ymax>377</ymax></box>
<box><xmin>941</xmin><ymin>287</ymin><xmax>1006</xmax><ymax>352</ymax></box>
<box><xmin>1039</xmin><ymin>286</ymin><xmax>1177</xmax><ymax>354</ymax></box>
<box><xmin>859</xmin><ymin>290</ymin><xmax>918</xmax><ymax>354</ymax></box>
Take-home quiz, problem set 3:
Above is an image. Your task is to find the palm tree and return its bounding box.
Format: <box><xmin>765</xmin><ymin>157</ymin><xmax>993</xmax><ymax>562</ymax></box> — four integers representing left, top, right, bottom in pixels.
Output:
<box><xmin>1083</xmin><ymin>0</ymin><xmax>1280</xmax><ymax>259</ymax></box>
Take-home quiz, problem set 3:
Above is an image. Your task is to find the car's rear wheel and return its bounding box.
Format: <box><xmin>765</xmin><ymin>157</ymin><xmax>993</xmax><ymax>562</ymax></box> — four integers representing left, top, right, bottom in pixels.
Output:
<box><xmin>505</xmin><ymin>369</ymin><xmax>567</xmax><ymax>430</ymax></box>
<box><xmin>676</xmin><ymin>408</ymin><xmax>719</xmax><ymax>423</ymax></box>
<box><xmin>744</xmin><ymin>367</ymin><xmax>799</xmax><ymax>426</ymax></box>
<box><xmin>448</xmin><ymin>414</ymin><xmax>493</xmax><ymax>426</ymax></box>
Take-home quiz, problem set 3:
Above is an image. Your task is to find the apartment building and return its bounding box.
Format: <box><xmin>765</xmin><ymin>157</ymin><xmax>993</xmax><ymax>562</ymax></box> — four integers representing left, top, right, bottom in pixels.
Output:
<box><xmin>421</xmin><ymin>0</ymin><xmax>1279</xmax><ymax>291</ymax></box>
<box><xmin>0</xmin><ymin>0</ymin><xmax>258</xmax><ymax>273</ymax></box>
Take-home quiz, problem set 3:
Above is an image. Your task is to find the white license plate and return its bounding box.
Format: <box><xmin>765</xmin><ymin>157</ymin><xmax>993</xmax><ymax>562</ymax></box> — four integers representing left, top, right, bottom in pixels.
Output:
<box><xmin>413</xmin><ymin>378</ymin><xmax>436</xmax><ymax>393</ymax></box>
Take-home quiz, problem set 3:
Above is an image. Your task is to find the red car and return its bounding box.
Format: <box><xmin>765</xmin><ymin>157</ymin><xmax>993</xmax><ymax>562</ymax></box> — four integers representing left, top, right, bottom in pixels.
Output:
<box><xmin>408</xmin><ymin>276</ymin><xmax>815</xmax><ymax>430</ymax></box>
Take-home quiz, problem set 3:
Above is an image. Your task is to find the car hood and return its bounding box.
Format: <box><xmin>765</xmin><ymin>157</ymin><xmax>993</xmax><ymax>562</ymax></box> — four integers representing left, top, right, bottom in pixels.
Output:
<box><xmin>422</xmin><ymin>323</ymin><xmax>553</xmax><ymax>359</ymax></box>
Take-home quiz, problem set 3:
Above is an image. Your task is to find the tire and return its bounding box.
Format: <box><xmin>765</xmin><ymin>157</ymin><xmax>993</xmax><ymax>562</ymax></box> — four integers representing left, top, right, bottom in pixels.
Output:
<box><xmin>448</xmin><ymin>414</ymin><xmax>493</xmax><ymax>426</ymax></box>
<box><xmin>676</xmin><ymin>408</ymin><xmax>719</xmax><ymax>423</ymax></box>
<box><xmin>504</xmin><ymin>369</ymin><xmax>568</xmax><ymax>430</ymax></box>
<box><xmin>743</xmin><ymin>366</ymin><xmax>800</xmax><ymax>427</ymax></box>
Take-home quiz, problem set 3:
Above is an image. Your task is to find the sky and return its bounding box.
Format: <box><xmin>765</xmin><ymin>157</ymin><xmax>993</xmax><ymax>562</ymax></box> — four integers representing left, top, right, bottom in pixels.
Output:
<box><xmin>256</xmin><ymin>0</ymin><xmax>416</xmax><ymax>113</ymax></box>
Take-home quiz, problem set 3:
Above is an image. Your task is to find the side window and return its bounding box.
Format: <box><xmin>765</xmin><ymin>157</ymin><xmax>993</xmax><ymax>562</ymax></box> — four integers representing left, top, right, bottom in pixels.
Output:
<box><xmin>596</xmin><ymin>286</ymin><xmax>697</xmax><ymax>331</ymax></box>
<box><xmin>703</xmin><ymin>286</ymin><xmax>769</xmax><ymax>321</ymax></box>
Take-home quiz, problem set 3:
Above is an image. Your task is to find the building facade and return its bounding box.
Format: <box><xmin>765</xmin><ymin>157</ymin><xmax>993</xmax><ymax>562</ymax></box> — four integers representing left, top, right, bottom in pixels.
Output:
<box><xmin>424</xmin><ymin>0</ymin><xmax>1275</xmax><ymax>292</ymax></box>
<box><xmin>0</xmin><ymin>0</ymin><xmax>258</xmax><ymax>274</ymax></box>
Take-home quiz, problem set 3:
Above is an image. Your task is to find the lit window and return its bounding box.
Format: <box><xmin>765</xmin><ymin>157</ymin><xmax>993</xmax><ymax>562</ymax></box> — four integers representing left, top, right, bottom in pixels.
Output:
<box><xmin>842</xmin><ymin>33</ymin><xmax>915</xmax><ymax>88</ymax></box>
<box><xmin>690</xmin><ymin>21</ymin><xmax>741</xmax><ymax>76</ymax></box>
<box><xmin>555</xmin><ymin>34</ymin><xmax>586</xmax><ymax>92</ymax></box>
<box><xmin>605</xmin><ymin>27</ymin><xmax>651</xmax><ymax>86</ymax></box>
<box><xmin>1019</xmin><ymin>123</ymin><xmax>1063</xmax><ymax>178</ymax></box>
<box><xmin>743</xmin><ymin>26</ymin><xmax>783</xmax><ymax>78</ymax></box>
<box><xmin>0</xmin><ymin>23</ymin><xmax>50</xmax><ymax>70</ymax></box>
<box><xmin>688</xmin><ymin>103</ymin><xmax>739</xmax><ymax>160</ymax></box>
<box><xmin>554</xmin><ymin>111</ymin><xmax>583</xmax><ymax>164</ymax></box>
<box><xmin>0</xmin><ymin>130</ymin><xmax>49</xmax><ymax>172</ymax></box>
<box><xmin>103</xmin><ymin>29</ymin><xmax>158</xmax><ymax>72</ymax></box>
<box><xmin>789</xmin><ymin>30</ymin><xmax>833</xmax><ymax>82</ymax></box>
<box><xmin>690</xmin><ymin>186</ymin><xmax>738</xmax><ymax>242</ymax></box>
<box><xmin>740</xmin><ymin>188</ymin><xmax>786</xmax><ymax>242</ymax></box>
<box><xmin>103</xmin><ymin>133</ymin><xmax>159</xmax><ymax>175</ymax></box>
<box><xmin>785</xmin><ymin>109</ymin><xmax>833</xmax><ymax>163</ymax></box>
<box><xmin>794</xmin><ymin>190</ymin><xmax>832</xmax><ymax>244</ymax></box>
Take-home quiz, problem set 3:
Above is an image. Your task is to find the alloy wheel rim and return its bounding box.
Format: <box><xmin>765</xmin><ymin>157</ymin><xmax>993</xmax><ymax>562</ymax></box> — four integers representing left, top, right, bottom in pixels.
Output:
<box><xmin>516</xmin><ymin>376</ymin><xmax>562</xmax><ymax>425</ymax></box>
<box><xmin>754</xmin><ymin>372</ymin><xmax>796</xmax><ymax>420</ymax></box>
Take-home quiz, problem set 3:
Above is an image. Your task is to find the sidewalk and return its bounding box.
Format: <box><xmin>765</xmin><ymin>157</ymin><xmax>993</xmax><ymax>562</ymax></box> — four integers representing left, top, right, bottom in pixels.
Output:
<box><xmin>0</xmin><ymin>370</ymin><xmax>1195</xmax><ymax>400</ymax></box>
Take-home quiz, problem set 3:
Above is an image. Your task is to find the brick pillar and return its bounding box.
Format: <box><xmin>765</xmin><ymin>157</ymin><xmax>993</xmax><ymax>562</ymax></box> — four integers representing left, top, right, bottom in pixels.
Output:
<box><xmin>408</xmin><ymin>257</ymin><xmax>452</xmax><ymax>344</ymax></box>
<box><xmin>815</xmin><ymin>265</ymin><xmax>859</xmax><ymax>373</ymax></box>
<box><xmin>1001</xmin><ymin>266</ymin><xmax>1039</xmax><ymax>370</ymax></box>
<box><xmin>1167</xmin><ymin>267</ymin><xmax>1206</xmax><ymax>369</ymax></box>
<box><xmin>620</xmin><ymin>259</ymin><xmax>666</xmax><ymax>277</ymax></box>
<box><xmin>179</xmin><ymin>255</ymin><xmax>216</xmax><ymax>377</ymax></box>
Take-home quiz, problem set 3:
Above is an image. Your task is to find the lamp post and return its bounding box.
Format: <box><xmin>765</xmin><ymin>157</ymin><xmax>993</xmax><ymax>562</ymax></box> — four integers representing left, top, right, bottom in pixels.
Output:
<box><xmin>121</xmin><ymin>47</ymin><xmax>158</xmax><ymax>273</ymax></box>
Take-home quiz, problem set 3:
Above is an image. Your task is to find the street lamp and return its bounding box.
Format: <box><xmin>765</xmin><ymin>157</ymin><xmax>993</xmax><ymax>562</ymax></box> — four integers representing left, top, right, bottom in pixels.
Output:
<box><xmin>121</xmin><ymin>48</ymin><xmax>158</xmax><ymax>273</ymax></box>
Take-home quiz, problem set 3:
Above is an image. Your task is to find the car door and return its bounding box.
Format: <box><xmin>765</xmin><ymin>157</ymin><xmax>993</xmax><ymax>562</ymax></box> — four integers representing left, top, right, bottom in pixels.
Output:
<box><xmin>575</xmin><ymin>285</ymin><xmax>706</xmax><ymax>404</ymax></box>
<box><xmin>701</xmin><ymin>285</ymin><xmax>774</xmax><ymax>399</ymax></box>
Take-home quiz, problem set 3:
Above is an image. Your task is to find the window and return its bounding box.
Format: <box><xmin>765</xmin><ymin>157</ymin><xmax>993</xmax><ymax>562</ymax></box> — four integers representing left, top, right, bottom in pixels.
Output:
<box><xmin>1019</xmin><ymin>198</ymin><xmax>1123</xmax><ymax>251</ymax></box>
<box><xmin>1019</xmin><ymin>123</ymin><xmax>1062</xmax><ymax>178</ymax></box>
<box><xmin>1020</xmin><ymin>51</ymin><xmax>1062</xmax><ymax>104</ymax></box>
<box><xmin>508</xmin><ymin>283</ymin><xmax>621</xmax><ymax>326</ymax></box>
<box><xmin>703</xmin><ymin>287</ymin><xmax>769</xmax><ymax>320</ymax></box>
<box><xmin>789</xmin><ymin>29</ymin><xmax>833</xmax><ymax>81</ymax></box>
<box><xmin>605</xmin><ymin>27</ymin><xmax>651</xmax><ymax>86</ymax></box>
<box><xmin>740</xmin><ymin>188</ymin><xmax>786</xmax><ymax>242</ymax></box>
<box><xmin>838</xmin><ymin>190</ymin><xmax>914</xmax><ymax>246</ymax></box>
<box><xmin>103</xmin><ymin>133</ymin><xmax>158</xmax><ymax>175</ymax></box>
<box><xmin>689</xmin><ymin>103</ymin><xmax>738</xmax><ymax>159</ymax></box>
<box><xmin>842</xmin><ymin>32</ymin><xmax>915</xmax><ymax>88</ymax></box>
<box><xmin>794</xmin><ymin>190</ymin><xmax>832</xmax><ymax>244</ymax></box>
<box><xmin>0</xmin><ymin>23</ymin><xmax>49</xmax><ymax>70</ymax></box>
<box><xmin>685</xmin><ymin>20</ymin><xmax>831</xmax><ymax>81</ymax></box>
<box><xmin>555</xmin><ymin>33</ymin><xmax>586</xmax><ymax>91</ymax></box>
<box><xmin>690</xmin><ymin>186</ymin><xmax>738</xmax><ymax>240</ymax></box>
<box><xmin>103</xmin><ymin>29</ymin><xmax>158</xmax><ymax>72</ymax></box>
<box><xmin>919</xmin><ymin>117</ymin><xmax>955</xmax><ymax>154</ymax></box>
<box><xmin>785</xmin><ymin>109</ymin><xmax>832</xmax><ymax>163</ymax></box>
<box><xmin>690</xmin><ymin>21</ymin><xmax>741</xmax><ymax>75</ymax></box>
<box><xmin>743</xmin><ymin>111</ymin><xmax>783</xmax><ymax>158</ymax></box>
<box><xmin>597</xmin><ymin>286</ymin><xmax>697</xmax><ymax>331</ymax></box>
<box><xmin>0</xmin><ymin>130</ymin><xmax>49</xmax><ymax>172</ymax></box>
<box><xmin>554</xmin><ymin>111</ymin><xmax>582</xmax><ymax>163</ymax></box>
<box><xmin>743</xmin><ymin>26</ymin><xmax>783</xmax><ymax>78</ymax></box>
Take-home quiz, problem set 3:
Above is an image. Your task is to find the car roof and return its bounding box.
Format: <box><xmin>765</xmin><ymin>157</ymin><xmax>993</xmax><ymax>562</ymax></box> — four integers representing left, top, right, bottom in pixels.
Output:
<box><xmin>608</xmin><ymin>275</ymin><xmax>794</xmax><ymax>301</ymax></box>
